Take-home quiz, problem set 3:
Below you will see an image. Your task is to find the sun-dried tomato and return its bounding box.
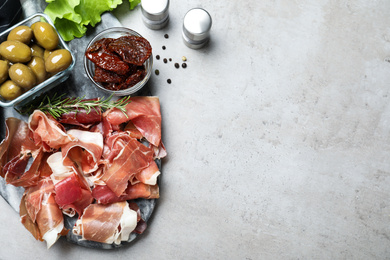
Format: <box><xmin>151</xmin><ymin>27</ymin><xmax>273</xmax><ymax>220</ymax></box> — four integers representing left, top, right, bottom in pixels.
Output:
<box><xmin>93</xmin><ymin>67</ymin><xmax>125</xmax><ymax>84</ymax></box>
<box><xmin>86</xmin><ymin>39</ymin><xmax>131</xmax><ymax>76</ymax></box>
<box><xmin>108</xmin><ymin>36</ymin><xmax>152</xmax><ymax>66</ymax></box>
<box><xmin>117</xmin><ymin>67</ymin><xmax>146</xmax><ymax>90</ymax></box>
<box><xmin>86</xmin><ymin>35</ymin><xmax>152</xmax><ymax>91</ymax></box>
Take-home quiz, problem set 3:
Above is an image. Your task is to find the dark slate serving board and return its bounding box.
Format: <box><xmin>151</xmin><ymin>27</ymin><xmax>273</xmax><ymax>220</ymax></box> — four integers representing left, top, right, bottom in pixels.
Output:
<box><xmin>0</xmin><ymin>0</ymin><xmax>158</xmax><ymax>249</ymax></box>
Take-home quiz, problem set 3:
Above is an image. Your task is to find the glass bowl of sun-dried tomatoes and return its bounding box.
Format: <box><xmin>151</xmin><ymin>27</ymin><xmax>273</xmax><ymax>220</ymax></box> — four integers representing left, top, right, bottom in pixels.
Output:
<box><xmin>84</xmin><ymin>27</ymin><xmax>153</xmax><ymax>95</ymax></box>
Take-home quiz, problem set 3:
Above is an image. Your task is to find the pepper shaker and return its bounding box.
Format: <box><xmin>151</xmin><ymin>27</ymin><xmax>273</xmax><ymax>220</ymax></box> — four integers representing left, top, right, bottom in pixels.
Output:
<box><xmin>141</xmin><ymin>0</ymin><xmax>170</xmax><ymax>30</ymax></box>
<box><xmin>182</xmin><ymin>8</ymin><xmax>212</xmax><ymax>49</ymax></box>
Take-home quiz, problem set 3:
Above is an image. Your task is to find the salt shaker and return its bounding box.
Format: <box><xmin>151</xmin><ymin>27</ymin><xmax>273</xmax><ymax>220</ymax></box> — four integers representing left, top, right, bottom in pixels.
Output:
<box><xmin>182</xmin><ymin>8</ymin><xmax>212</xmax><ymax>49</ymax></box>
<box><xmin>141</xmin><ymin>0</ymin><xmax>170</xmax><ymax>30</ymax></box>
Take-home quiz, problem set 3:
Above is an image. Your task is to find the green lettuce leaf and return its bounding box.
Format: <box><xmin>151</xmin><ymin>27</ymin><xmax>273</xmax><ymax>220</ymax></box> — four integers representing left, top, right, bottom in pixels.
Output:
<box><xmin>44</xmin><ymin>0</ymin><xmax>82</xmax><ymax>24</ymax></box>
<box><xmin>129</xmin><ymin>0</ymin><xmax>141</xmax><ymax>10</ymax></box>
<box><xmin>75</xmin><ymin>0</ymin><xmax>123</xmax><ymax>27</ymax></box>
<box><xmin>44</xmin><ymin>0</ymin><xmax>140</xmax><ymax>41</ymax></box>
<box><xmin>53</xmin><ymin>18</ymin><xmax>87</xmax><ymax>41</ymax></box>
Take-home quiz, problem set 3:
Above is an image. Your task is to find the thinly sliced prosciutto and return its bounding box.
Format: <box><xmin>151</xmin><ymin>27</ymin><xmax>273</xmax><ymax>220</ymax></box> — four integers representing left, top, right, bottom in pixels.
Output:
<box><xmin>101</xmin><ymin>137</ymin><xmax>154</xmax><ymax>196</ymax></box>
<box><xmin>0</xmin><ymin>95</ymin><xmax>166</xmax><ymax>248</ymax></box>
<box><xmin>59</xmin><ymin>107</ymin><xmax>102</xmax><ymax>128</ymax></box>
<box><xmin>62</xmin><ymin>129</ymin><xmax>103</xmax><ymax>173</ymax></box>
<box><xmin>54</xmin><ymin>173</ymin><xmax>93</xmax><ymax>217</ymax></box>
<box><xmin>20</xmin><ymin>178</ymin><xmax>66</xmax><ymax>248</ymax></box>
<box><xmin>105</xmin><ymin>96</ymin><xmax>163</xmax><ymax>147</ymax></box>
<box><xmin>0</xmin><ymin>118</ymin><xmax>38</xmax><ymax>178</ymax></box>
<box><xmin>28</xmin><ymin>110</ymin><xmax>73</xmax><ymax>151</ymax></box>
<box><xmin>73</xmin><ymin>201</ymin><xmax>137</xmax><ymax>244</ymax></box>
<box><xmin>92</xmin><ymin>182</ymin><xmax>159</xmax><ymax>204</ymax></box>
<box><xmin>135</xmin><ymin>160</ymin><xmax>160</xmax><ymax>185</ymax></box>
<box><xmin>5</xmin><ymin>148</ymin><xmax>52</xmax><ymax>187</ymax></box>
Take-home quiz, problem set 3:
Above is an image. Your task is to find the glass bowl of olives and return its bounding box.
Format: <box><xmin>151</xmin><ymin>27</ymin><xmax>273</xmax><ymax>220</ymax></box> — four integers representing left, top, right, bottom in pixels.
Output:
<box><xmin>84</xmin><ymin>27</ymin><xmax>153</xmax><ymax>96</ymax></box>
<box><xmin>0</xmin><ymin>13</ymin><xmax>75</xmax><ymax>107</ymax></box>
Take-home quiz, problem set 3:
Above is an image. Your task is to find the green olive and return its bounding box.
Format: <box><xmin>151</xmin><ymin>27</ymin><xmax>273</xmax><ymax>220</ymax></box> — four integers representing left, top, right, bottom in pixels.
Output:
<box><xmin>32</xmin><ymin>22</ymin><xmax>59</xmax><ymax>51</ymax></box>
<box><xmin>7</xmin><ymin>25</ymin><xmax>33</xmax><ymax>44</ymax></box>
<box><xmin>9</xmin><ymin>63</ymin><xmax>36</xmax><ymax>89</ymax></box>
<box><xmin>45</xmin><ymin>49</ymin><xmax>72</xmax><ymax>74</ymax></box>
<box><xmin>0</xmin><ymin>60</ymin><xmax>9</xmax><ymax>84</ymax></box>
<box><xmin>27</xmin><ymin>57</ymin><xmax>46</xmax><ymax>84</ymax></box>
<box><xmin>30</xmin><ymin>43</ymin><xmax>44</xmax><ymax>58</ymax></box>
<box><xmin>43</xmin><ymin>49</ymin><xmax>52</xmax><ymax>61</ymax></box>
<box><xmin>0</xmin><ymin>40</ymin><xmax>31</xmax><ymax>63</ymax></box>
<box><xmin>0</xmin><ymin>80</ymin><xmax>22</xmax><ymax>100</ymax></box>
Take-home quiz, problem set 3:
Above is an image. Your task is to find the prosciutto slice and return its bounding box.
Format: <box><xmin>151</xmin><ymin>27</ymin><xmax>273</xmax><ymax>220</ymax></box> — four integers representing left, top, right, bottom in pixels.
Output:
<box><xmin>135</xmin><ymin>160</ymin><xmax>160</xmax><ymax>185</ymax></box>
<box><xmin>5</xmin><ymin>148</ymin><xmax>52</xmax><ymax>187</ymax></box>
<box><xmin>73</xmin><ymin>201</ymin><xmax>137</xmax><ymax>244</ymax></box>
<box><xmin>58</xmin><ymin>107</ymin><xmax>102</xmax><ymax>128</ymax></box>
<box><xmin>28</xmin><ymin>110</ymin><xmax>73</xmax><ymax>151</ymax></box>
<box><xmin>105</xmin><ymin>96</ymin><xmax>162</xmax><ymax>147</ymax></box>
<box><xmin>62</xmin><ymin>129</ymin><xmax>103</xmax><ymax>173</ymax></box>
<box><xmin>54</xmin><ymin>173</ymin><xmax>93</xmax><ymax>217</ymax></box>
<box><xmin>92</xmin><ymin>182</ymin><xmax>159</xmax><ymax>204</ymax></box>
<box><xmin>101</xmin><ymin>137</ymin><xmax>153</xmax><ymax>196</ymax></box>
<box><xmin>0</xmin><ymin>118</ymin><xmax>38</xmax><ymax>178</ymax></box>
<box><xmin>20</xmin><ymin>179</ymin><xmax>65</xmax><ymax>248</ymax></box>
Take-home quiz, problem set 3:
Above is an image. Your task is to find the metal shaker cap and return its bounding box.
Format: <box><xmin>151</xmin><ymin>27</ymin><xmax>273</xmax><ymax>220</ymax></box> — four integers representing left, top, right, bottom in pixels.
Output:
<box><xmin>182</xmin><ymin>8</ymin><xmax>212</xmax><ymax>49</ymax></box>
<box><xmin>141</xmin><ymin>0</ymin><xmax>169</xmax><ymax>30</ymax></box>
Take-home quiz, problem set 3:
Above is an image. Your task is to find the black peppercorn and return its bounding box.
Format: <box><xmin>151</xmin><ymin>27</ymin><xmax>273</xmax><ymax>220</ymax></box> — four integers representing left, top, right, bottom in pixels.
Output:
<box><xmin>182</xmin><ymin>63</ymin><xmax>187</xmax><ymax>68</ymax></box>
<box><xmin>163</xmin><ymin>58</ymin><xmax>167</xmax><ymax>63</ymax></box>
<box><xmin>167</xmin><ymin>79</ymin><xmax>171</xmax><ymax>84</ymax></box>
<box><xmin>156</xmin><ymin>55</ymin><xmax>160</xmax><ymax>60</ymax></box>
<box><xmin>174</xmin><ymin>63</ymin><xmax>179</xmax><ymax>68</ymax></box>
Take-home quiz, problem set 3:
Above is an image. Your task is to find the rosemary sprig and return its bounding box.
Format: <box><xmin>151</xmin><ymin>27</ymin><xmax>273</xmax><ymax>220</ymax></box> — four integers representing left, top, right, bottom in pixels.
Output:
<box><xmin>21</xmin><ymin>94</ymin><xmax>131</xmax><ymax>119</ymax></box>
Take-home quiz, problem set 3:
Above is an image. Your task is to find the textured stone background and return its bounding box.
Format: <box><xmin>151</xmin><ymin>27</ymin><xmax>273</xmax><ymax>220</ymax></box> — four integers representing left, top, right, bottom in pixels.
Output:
<box><xmin>0</xmin><ymin>0</ymin><xmax>389</xmax><ymax>259</ymax></box>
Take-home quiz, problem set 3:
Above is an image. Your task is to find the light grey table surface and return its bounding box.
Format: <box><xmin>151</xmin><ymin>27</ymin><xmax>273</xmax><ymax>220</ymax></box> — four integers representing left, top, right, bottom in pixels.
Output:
<box><xmin>1</xmin><ymin>1</ymin><xmax>390</xmax><ymax>259</ymax></box>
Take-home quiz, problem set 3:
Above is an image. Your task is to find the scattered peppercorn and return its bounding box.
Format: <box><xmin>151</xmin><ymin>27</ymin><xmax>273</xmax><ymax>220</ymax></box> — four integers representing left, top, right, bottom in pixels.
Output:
<box><xmin>163</xmin><ymin>58</ymin><xmax>168</xmax><ymax>63</ymax></box>
<box><xmin>174</xmin><ymin>63</ymin><xmax>180</xmax><ymax>68</ymax></box>
<box><xmin>182</xmin><ymin>56</ymin><xmax>187</xmax><ymax>61</ymax></box>
<box><xmin>155</xmin><ymin>69</ymin><xmax>160</xmax><ymax>75</ymax></box>
<box><xmin>167</xmin><ymin>79</ymin><xmax>171</xmax><ymax>84</ymax></box>
<box><xmin>182</xmin><ymin>63</ymin><xmax>187</xmax><ymax>68</ymax></box>
<box><xmin>162</xmin><ymin>46</ymin><xmax>166</xmax><ymax>50</ymax></box>
<box><xmin>169</xmin><ymin>58</ymin><xmax>172</xmax><ymax>62</ymax></box>
<box><xmin>164</xmin><ymin>34</ymin><xmax>169</xmax><ymax>39</ymax></box>
<box><xmin>156</xmin><ymin>55</ymin><xmax>160</xmax><ymax>60</ymax></box>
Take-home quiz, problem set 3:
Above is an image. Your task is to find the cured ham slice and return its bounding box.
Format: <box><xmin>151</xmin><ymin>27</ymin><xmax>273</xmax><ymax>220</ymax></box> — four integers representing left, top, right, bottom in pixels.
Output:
<box><xmin>102</xmin><ymin>132</ymin><xmax>132</xmax><ymax>162</ymax></box>
<box><xmin>124</xmin><ymin>121</ymin><xmax>143</xmax><ymax>139</ymax></box>
<box><xmin>125</xmin><ymin>182</ymin><xmax>159</xmax><ymax>201</ymax></box>
<box><xmin>28</xmin><ymin>110</ymin><xmax>73</xmax><ymax>151</ymax></box>
<box><xmin>20</xmin><ymin>193</ymin><xmax>41</xmax><ymax>241</ymax></box>
<box><xmin>54</xmin><ymin>173</ymin><xmax>93</xmax><ymax>217</ymax></box>
<box><xmin>5</xmin><ymin>148</ymin><xmax>52</xmax><ymax>187</ymax></box>
<box><xmin>38</xmin><ymin>192</ymin><xmax>66</xmax><ymax>248</ymax></box>
<box><xmin>47</xmin><ymin>152</ymin><xmax>93</xmax><ymax>216</ymax></box>
<box><xmin>73</xmin><ymin>201</ymin><xmax>137</xmax><ymax>244</ymax></box>
<box><xmin>135</xmin><ymin>160</ymin><xmax>160</xmax><ymax>185</ymax></box>
<box><xmin>101</xmin><ymin>137</ymin><xmax>153</xmax><ymax>196</ymax></box>
<box><xmin>0</xmin><ymin>118</ymin><xmax>38</xmax><ymax>178</ymax></box>
<box><xmin>21</xmin><ymin>178</ymin><xmax>65</xmax><ymax>248</ymax></box>
<box><xmin>62</xmin><ymin>129</ymin><xmax>103</xmax><ymax>173</ymax></box>
<box><xmin>47</xmin><ymin>152</ymin><xmax>74</xmax><ymax>184</ymax></box>
<box><xmin>105</xmin><ymin>96</ymin><xmax>162</xmax><ymax>147</ymax></box>
<box><xmin>92</xmin><ymin>182</ymin><xmax>159</xmax><ymax>204</ymax></box>
<box><xmin>59</xmin><ymin>107</ymin><xmax>102</xmax><ymax>128</ymax></box>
